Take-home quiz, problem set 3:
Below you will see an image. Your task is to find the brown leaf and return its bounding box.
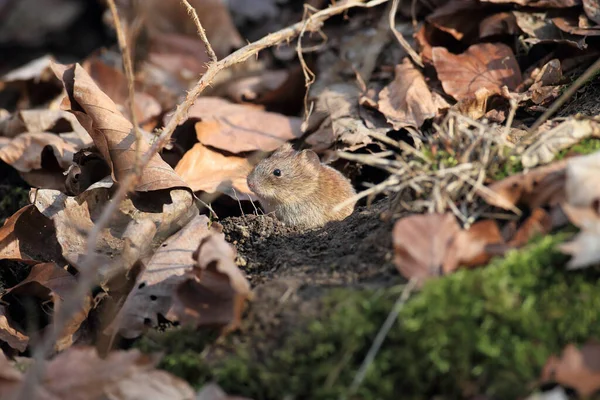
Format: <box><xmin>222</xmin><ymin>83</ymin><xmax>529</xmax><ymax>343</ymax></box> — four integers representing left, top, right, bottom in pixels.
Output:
<box><xmin>306</xmin><ymin>83</ymin><xmax>377</xmax><ymax>152</ymax></box>
<box><xmin>427</xmin><ymin>0</ymin><xmax>488</xmax><ymax>41</ymax></box>
<box><xmin>508</xmin><ymin>208</ymin><xmax>553</xmax><ymax>247</ymax></box>
<box><xmin>0</xmin><ymin>132</ymin><xmax>76</xmax><ymax>172</ymax></box>
<box><xmin>0</xmin><ymin>110</ymin><xmax>90</xmax><ymax>142</ymax></box>
<box><xmin>188</xmin><ymin>97</ymin><xmax>303</xmax><ymax>154</ymax></box>
<box><xmin>0</xmin><ymin>306</ymin><xmax>28</xmax><ymax>352</ymax></box>
<box><xmin>433</xmin><ymin>43</ymin><xmax>522</xmax><ymax>101</ymax></box>
<box><xmin>522</xmin><ymin>119</ymin><xmax>600</xmax><ymax>168</ymax></box>
<box><xmin>452</xmin><ymin>219</ymin><xmax>504</xmax><ymax>268</ymax></box>
<box><xmin>479</xmin><ymin>12</ymin><xmax>520</xmax><ymax>38</ymax></box>
<box><xmin>3</xmin><ymin>263</ymin><xmax>92</xmax><ymax>352</ymax></box>
<box><xmin>32</xmin><ymin>185</ymin><xmax>198</xmax><ymax>272</ymax></box>
<box><xmin>0</xmin><ymin>205</ymin><xmax>64</xmax><ymax>265</ymax></box>
<box><xmin>584</xmin><ymin>0</ymin><xmax>600</xmax><ymax>24</ymax></box>
<box><xmin>513</xmin><ymin>11</ymin><xmax>586</xmax><ymax>49</ymax></box>
<box><xmin>393</xmin><ymin>213</ymin><xmax>461</xmax><ymax>283</ymax></box>
<box><xmin>377</xmin><ymin>58</ymin><xmax>449</xmax><ymax>130</ymax></box>
<box><xmin>541</xmin><ymin>342</ymin><xmax>600</xmax><ymax>397</ymax></box>
<box><xmin>174</xmin><ymin>143</ymin><xmax>255</xmax><ymax>198</ymax></box>
<box><xmin>481</xmin><ymin>160</ymin><xmax>567</xmax><ymax>210</ymax></box>
<box><xmin>552</xmin><ymin>11</ymin><xmax>600</xmax><ymax>36</ymax></box>
<box><xmin>170</xmin><ymin>232</ymin><xmax>252</xmax><ymax>331</ymax></box>
<box><xmin>3</xmin><ymin>347</ymin><xmax>194</xmax><ymax>399</ymax></box>
<box><xmin>52</xmin><ymin>62</ymin><xmax>187</xmax><ymax>192</ymax></box>
<box><xmin>481</xmin><ymin>0</ymin><xmax>580</xmax><ymax>7</ymax></box>
<box><xmin>110</xmin><ymin>215</ymin><xmax>216</xmax><ymax>338</ymax></box>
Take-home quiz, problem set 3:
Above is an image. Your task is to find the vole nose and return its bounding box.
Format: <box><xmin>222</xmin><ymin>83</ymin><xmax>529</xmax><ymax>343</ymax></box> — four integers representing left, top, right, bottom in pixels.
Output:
<box><xmin>247</xmin><ymin>175</ymin><xmax>255</xmax><ymax>192</ymax></box>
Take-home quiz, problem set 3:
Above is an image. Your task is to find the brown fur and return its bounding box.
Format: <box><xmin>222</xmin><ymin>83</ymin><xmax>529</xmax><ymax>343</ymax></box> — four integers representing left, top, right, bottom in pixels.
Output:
<box><xmin>246</xmin><ymin>143</ymin><xmax>356</xmax><ymax>228</ymax></box>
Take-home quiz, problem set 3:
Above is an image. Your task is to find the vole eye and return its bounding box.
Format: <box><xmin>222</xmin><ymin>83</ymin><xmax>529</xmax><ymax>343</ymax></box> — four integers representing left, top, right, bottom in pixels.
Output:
<box><xmin>273</xmin><ymin>169</ymin><xmax>281</xmax><ymax>177</ymax></box>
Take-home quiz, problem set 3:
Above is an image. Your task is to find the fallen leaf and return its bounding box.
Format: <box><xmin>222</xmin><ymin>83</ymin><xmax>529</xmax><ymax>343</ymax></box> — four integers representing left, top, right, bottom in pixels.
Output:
<box><xmin>433</xmin><ymin>43</ymin><xmax>522</xmax><ymax>101</ymax></box>
<box><xmin>541</xmin><ymin>342</ymin><xmax>600</xmax><ymax>397</ymax></box>
<box><xmin>174</xmin><ymin>142</ymin><xmax>255</xmax><ymax>198</ymax></box>
<box><xmin>426</xmin><ymin>0</ymin><xmax>487</xmax><ymax>41</ymax></box>
<box><xmin>1</xmin><ymin>55</ymin><xmax>55</xmax><ymax>84</ymax></box>
<box><xmin>393</xmin><ymin>213</ymin><xmax>461</xmax><ymax>283</ymax></box>
<box><xmin>3</xmin><ymin>347</ymin><xmax>194</xmax><ymax>399</ymax></box>
<box><xmin>481</xmin><ymin>0</ymin><xmax>580</xmax><ymax>7</ymax></box>
<box><xmin>513</xmin><ymin>11</ymin><xmax>587</xmax><ymax>49</ymax></box>
<box><xmin>52</xmin><ymin>62</ymin><xmax>187</xmax><ymax>192</ymax></box>
<box><xmin>521</xmin><ymin>119</ymin><xmax>600</xmax><ymax>168</ymax></box>
<box><xmin>0</xmin><ymin>205</ymin><xmax>64</xmax><ymax>265</ymax></box>
<box><xmin>584</xmin><ymin>0</ymin><xmax>600</xmax><ymax>24</ymax></box>
<box><xmin>377</xmin><ymin>58</ymin><xmax>449</xmax><ymax>129</ymax></box>
<box><xmin>508</xmin><ymin>208</ymin><xmax>553</xmax><ymax>247</ymax></box>
<box><xmin>109</xmin><ymin>215</ymin><xmax>216</xmax><ymax>338</ymax></box>
<box><xmin>0</xmin><ymin>306</ymin><xmax>28</xmax><ymax>352</ymax></box>
<box><xmin>481</xmin><ymin>160</ymin><xmax>567</xmax><ymax>210</ymax></box>
<box><xmin>3</xmin><ymin>263</ymin><xmax>92</xmax><ymax>352</ymax></box>
<box><xmin>552</xmin><ymin>11</ymin><xmax>600</xmax><ymax>36</ymax></box>
<box><xmin>452</xmin><ymin>219</ymin><xmax>504</xmax><ymax>268</ymax></box>
<box><xmin>32</xmin><ymin>184</ymin><xmax>198</xmax><ymax>272</ymax></box>
<box><xmin>306</xmin><ymin>83</ymin><xmax>379</xmax><ymax>152</ymax></box>
<box><xmin>565</xmin><ymin>150</ymin><xmax>600</xmax><ymax>208</ymax></box>
<box><xmin>559</xmin><ymin>226</ymin><xmax>600</xmax><ymax>268</ymax></box>
<box><xmin>0</xmin><ymin>132</ymin><xmax>76</xmax><ymax>172</ymax></box>
<box><xmin>170</xmin><ymin>232</ymin><xmax>251</xmax><ymax>331</ymax></box>
<box><xmin>187</xmin><ymin>97</ymin><xmax>303</xmax><ymax>154</ymax></box>
<box><xmin>479</xmin><ymin>12</ymin><xmax>520</xmax><ymax>38</ymax></box>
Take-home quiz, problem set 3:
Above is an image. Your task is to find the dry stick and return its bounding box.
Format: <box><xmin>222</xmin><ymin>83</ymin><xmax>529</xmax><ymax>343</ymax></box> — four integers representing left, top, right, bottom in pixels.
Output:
<box><xmin>180</xmin><ymin>0</ymin><xmax>218</xmax><ymax>62</ymax></box>
<box><xmin>18</xmin><ymin>2</ymin><xmax>394</xmax><ymax>396</ymax></box>
<box><xmin>106</xmin><ymin>0</ymin><xmax>143</xmax><ymax>174</ymax></box>
<box><xmin>389</xmin><ymin>0</ymin><xmax>423</xmax><ymax>67</ymax></box>
<box><xmin>526</xmin><ymin>56</ymin><xmax>600</xmax><ymax>138</ymax></box>
<box><xmin>342</xmin><ymin>278</ymin><xmax>418</xmax><ymax>400</ymax></box>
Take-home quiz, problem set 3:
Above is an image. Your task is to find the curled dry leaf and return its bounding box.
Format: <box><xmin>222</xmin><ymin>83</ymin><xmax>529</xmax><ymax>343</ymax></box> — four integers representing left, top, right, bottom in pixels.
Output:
<box><xmin>0</xmin><ymin>109</ymin><xmax>90</xmax><ymax>143</ymax></box>
<box><xmin>31</xmin><ymin>184</ymin><xmax>198</xmax><ymax>272</ymax></box>
<box><xmin>432</xmin><ymin>43</ymin><xmax>522</xmax><ymax>101</ymax></box>
<box><xmin>169</xmin><ymin>232</ymin><xmax>252</xmax><ymax>331</ymax></box>
<box><xmin>0</xmin><ymin>305</ymin><xmax>28</xmax><ymax>352</ymax></box>
<box><xmin>174</xmin><ymin>142</ymin><xmax>255</xmax><ymax>198</ymax></box>
<box><xmin>52</xmin><ymin>62</ymin><xmax>187</xmax><ymax>192</ymax></box>
<box><xmin>559</xmin><ymin>151</ymin><xmax>600</xmax><ymax>268</ymax></box>
<box><xmin>507</xmin><ymin>208</ymin><xmax>553</xmax><ymax>247</ymax></box>
<box><xmin>377</xmin><ymin>58</ymin><xmax>448</xmax><ymax>130</ymax></box>
<box><xmin>1</xmin><ymin>347</ymin><xmax>194</xmax><ymax>400</ymax></box>
<box><xmin>541</xmin><ymin>342</ymin><xmax>600</xmax><ymax>397</ymax></box>
<box><xmin>0</xmin><ymin>132</ymin><xmax>76</xmax><ymax>172</ymax></box>
<box><xmin>393</xmin><ymin>213</ymin><xmax>461</xmax><ymax>283</ymax></box>
<box><xmin>306</xmin><ymin>83</ymin><xmax>377</xmax><ymax>152</ymax></box>
<box><xmin>552</xmin><ymin>11</ymin><xmax>600</xmax><ymax>36</ymax></box>
<box><xmin>110</xmin><ymin>215</ymin><xmax>216</xmax><ymax>338</ymax></box>
<box><xmin>3</xmin><ymin>263</ymin><xmax>92</xmax><ymax>352</ymax></box>
<box><xmin>480</xmin><ymin>160</ymin><xmax>567</xmax><ymax>210</ymax></box>
<box><xmin>522</xmin><ymin>119</ymin><xmax>600</xmax><ymax>168</ymax></box>
<box><xmin>0</xmin><ymin>205</ymin><xmax>64</xmax><ymax>264</ymax></box>
<box><xmin>187</xmin><ymin>97</ymin><xmax>303</xmax><ymax>154</ymax></box>
<box><xmin>451</xmin><ymin>219</ymin><xmax>504</xmax><ymax>268</ymax></box>
<box><xmin>513</xmin><ymin>11</ymin><xmax>586</xmax><ymax>49</ymax></box>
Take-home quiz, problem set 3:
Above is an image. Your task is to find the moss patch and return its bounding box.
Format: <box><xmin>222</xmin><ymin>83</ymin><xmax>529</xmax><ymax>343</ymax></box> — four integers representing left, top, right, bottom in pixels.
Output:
<box><xmin>138</xmin><ymin>234</ymin><xmax>600</xmax><ymax>399</ymax></box>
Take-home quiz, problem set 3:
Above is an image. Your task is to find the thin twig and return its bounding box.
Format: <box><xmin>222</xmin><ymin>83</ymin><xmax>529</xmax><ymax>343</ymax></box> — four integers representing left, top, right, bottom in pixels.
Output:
<box><xmin>343</xmin><ymin>279</ymin><xmax>418</xmax><ymax>399</ymax></box>
<box><xmin>180</xmin><ymin>0</ymin><xmax>218</xmax><ymax>62</ymax></box>
<box><xmin>389</xmin><ymin>0</ymin><xmax>423</xmax><ymax>67</ymax></box>
<box><xmin>107</xmin><ymin>0</ymin><xmax>143</xmax><ymax>175</ymax></box>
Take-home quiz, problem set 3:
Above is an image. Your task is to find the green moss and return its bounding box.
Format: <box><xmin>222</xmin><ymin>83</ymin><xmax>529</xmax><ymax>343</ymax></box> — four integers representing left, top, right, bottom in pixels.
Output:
<box><xmin>557</xmin><ymin>137</ymin><xmax>600</xmax><ymax>159</ymax></box>
<box><xmin>138</xmin><ymin>234</ymin><xmax>600</xmax><ymax>399</ymax></box>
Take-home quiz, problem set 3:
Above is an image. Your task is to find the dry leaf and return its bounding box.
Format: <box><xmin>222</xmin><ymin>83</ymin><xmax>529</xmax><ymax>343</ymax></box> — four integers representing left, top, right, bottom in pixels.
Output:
<box><xmin>174</xmin><ymin>143</ymin><xmax>255</xmax><ymax>198</ymax></box>
<box><xmin>513</xmin><ymin>11</ymin><xmax>586</xmax><ymax>49</ymax></box>
<box><xmin>481</xmin><ymin>0</ymin><xmax>580</xmax><ymax>7</ymax></box>
<box><xmin>584</xmin><ymin>0</ymin><xmax>600</xmax><ymax>24</ymax></box>
<box><xmin>522</xmin><ymin>119</ymin><xmax>600</xmax><ymax>168</ymax></box>
<box><xmin>508</xmin><ymin>208</ymin><xmax>553</xmax><ymax>247</ymax></box>
<box><xmin>32</xmin><ymin>185</ymin><xmax>198</xmax><ymax>272</ymax></box>
<box><xmin>377</xmin><ymin>58</ymin><xmax>448</xmax><ymax>129</ymax></box>
<box><xmin>452</xmin><ymin>220</ymin><xmax>504</xmax><ymax>268</ymax></box>
<box><xmin>52</xmin><ymin>62</ymin><xmax>187</xmax><ymax>192</ymax></box>
<box><xmin>481</xmin><ymin>161</ymin><xmax>567</xmax><ymax>210</ymax></box>
<box><xmin>187</xmin><ymin>97</ymin><xmax>303</xmax><ymax>154</ymax></box>
<box><xmin>433</xmin><ymin>43</ymin><xmax>522</xmax><ymax>101</ymax></box>
<box><xmin>479</xmin><ymin>12</ymin><xmax>519</xmax><ymax>38</ymax></box>
<box><xmin>0</xmin><ymin>205</ymin><xmax>64</xmax><ymax>264</ymax></box>
<box><xmin>306</xmin><ymin>83</ymin><xmax>378</xmax><ymax>152</ymax></box>
<box><xmin>110</xmin><ymin>215</ymin><xmax>216</xmax><ymax>338</ymax></box>
<box><xmin>0</xmin><ymin>306</ymin><xmax>28</xmax><ymax>352</ymax></box>
<box><xmin>552</xmin><ymin>12</ymin><xmax>600</xmax><ymax>36</ymax></box>
<box><xmin>3</xmin><ymin>263</ymin><xmax>92</xmax><ymax>352</ymax></box>
<box><xmin>0</xmin><ymin>132</ymin><xmax>76</xmax><ymax>172</ymax></box>
<box><xmin>564</xmin><ymin>149</ymin><xmax>600</xmax><ymax>208</ymax></box>
<box><xmin>426</xmin><ymin>0</ymin><xmax>487</xmax><ymax>41</ymax></box>
<box><xmin>2</xmin><ymin>347</ymin><xmax>194</xmax><ymax>399</ymax></box>
<box><xmin>170</xmin><ymin>233</ymin><xmax>252</xmax><ymax>331</ymax></box>
<box><xmin>541</xmin><ymin>343</ymin><xmax>600</xmax><ymax>397</ymax></box>
<box><xmin>393</xmin><ymin>213</ymin><xmax>461</xmax><ymax>283</ymax></box>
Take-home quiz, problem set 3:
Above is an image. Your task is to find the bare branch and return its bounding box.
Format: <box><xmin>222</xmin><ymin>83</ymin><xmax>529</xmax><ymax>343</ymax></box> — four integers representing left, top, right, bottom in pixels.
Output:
<box><xmin>180</xmin><ymin>0</ymin><xmax>218</xmax><ymax>62</ymax></box>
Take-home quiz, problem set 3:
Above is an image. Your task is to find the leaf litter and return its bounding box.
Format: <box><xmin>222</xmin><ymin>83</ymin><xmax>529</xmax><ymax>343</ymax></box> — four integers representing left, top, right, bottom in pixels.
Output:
<box><xmin>1</xmin><ymin>0</ymin><xmax>600</xmax><ymax>398</ymax></box>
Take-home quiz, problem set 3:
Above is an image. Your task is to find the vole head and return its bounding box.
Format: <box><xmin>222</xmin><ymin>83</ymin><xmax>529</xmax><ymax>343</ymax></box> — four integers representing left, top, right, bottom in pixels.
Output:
<box><xmin>247</xmin><ymin>143</ymin><xmax>321</xmax><ymax>203</ymax></box>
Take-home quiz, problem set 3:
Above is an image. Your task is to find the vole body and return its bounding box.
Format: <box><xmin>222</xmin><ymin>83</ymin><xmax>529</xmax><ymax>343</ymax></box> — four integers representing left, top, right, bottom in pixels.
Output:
<box><xmin>246</xmin><ymin>143</ymin><xmax>356</xmax><ymax>228</ymax></box>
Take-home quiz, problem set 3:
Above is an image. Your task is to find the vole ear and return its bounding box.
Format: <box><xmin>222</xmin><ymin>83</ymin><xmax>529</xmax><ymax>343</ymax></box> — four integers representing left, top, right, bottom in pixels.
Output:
<box><xmin>301</xmin><ymin>149</ymin><xmax>320</xmax><ymax>166</ymax></box>
<box><xmin>274</xmin><ymin>142</ymin><xmax>294</xmax><ymax>155</ymax></box>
